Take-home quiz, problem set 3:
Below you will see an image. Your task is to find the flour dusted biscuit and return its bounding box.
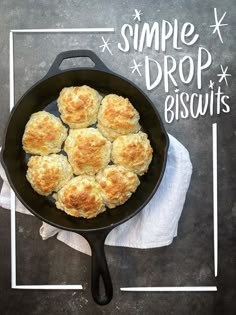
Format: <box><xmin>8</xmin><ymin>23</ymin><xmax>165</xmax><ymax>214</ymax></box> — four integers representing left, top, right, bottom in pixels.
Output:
<box><xmin>64</xmin><ymin>128</ymin><xmax>111</xmax><ymax>175</ymax></box>
<box><xmin>111</xmin><ymin>131</ymin><xmax>153</xmax><ymax>175</ymax></box>
<box><xmin>96</xmin><ymin>165</ymin><xmax>140</xmax><ymax>208</ymax></box>
<box><xmin>22</xmin><ymin>111</ymin><xmax>67</xmax><ymax>155</ymax></box>
<box><xmin>54</xmin><ymin>175</ymin><xmax>106</xmax><ymax>219</ymax></box>
<box><xmin>26</xmin><ymin>154</ymin><xmax>73</xmax><ymax>196</ymax></box>
<box><xmin>97</xmin><ymin>94</ymin><xmax>141</xmax><ymax>141</ymax></box>
<box><xmin>57</xmin><ymin>85</ymin><xmax>102</xmax><ymax>128</ymax></box>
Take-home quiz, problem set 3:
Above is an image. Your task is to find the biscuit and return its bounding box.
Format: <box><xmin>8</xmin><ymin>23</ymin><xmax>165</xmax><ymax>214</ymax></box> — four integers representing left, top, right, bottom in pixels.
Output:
<box><xmin>97</xmin><ymin>94</ymin><xmax>141</xmax><ymax>141</ymax></box>
<box><xmin>111</xmin><ymin>131</ymin><xmax>153</xmax><ymax>175</ymax></box>
<box><xmin>96</xmin><ymin>165</ymin><xmax>140</xmax><ymax>208</ymax></box>
<box><xmin>26</xmin><ymin>154</ymin><xmax>73</xmax><ymax>196</ymax></box>
<box><xmin>22</xmin><ymin>111</ymin><xmax>67</xmax><ymax>155</ymax></box>
<box><xmin>57</xmin><ymin>85</ymin><xmax>102</xmax><ymax>128</ymax></box>
<box><xmin>54</xmin><ymin>175</ymin><xmax>106</xmax><ymax>219</ymax></box>
<box><xmin>64</xmin><ymin>128</ymin><xmax>111</xmax><ymax>175</ymax></box>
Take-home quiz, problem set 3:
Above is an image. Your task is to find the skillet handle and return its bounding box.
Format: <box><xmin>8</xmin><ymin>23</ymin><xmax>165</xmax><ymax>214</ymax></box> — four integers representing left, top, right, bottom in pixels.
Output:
<box><xmin>45</xmin><ymin>50</ymin><xmax>110</xmax><ymax>77</ymax></box>
<box><xmin>80</xmin><ymin>229</ymin><xmax>113</xmax><ymax>305</ymax></box>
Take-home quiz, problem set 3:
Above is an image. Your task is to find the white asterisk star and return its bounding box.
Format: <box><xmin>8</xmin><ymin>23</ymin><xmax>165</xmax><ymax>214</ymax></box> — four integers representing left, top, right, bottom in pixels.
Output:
<box><xmin>217</xmin><ymin>65</ymin><xmax>231</xmax><ymax>86</ymax></box>
<box><xmin>210</xmin><ymin>8</ymin><xmax>228</xmax><ymax>43</ymax></box>
<box><xmin>132</xmin><ymin>9</ymin><xmax>143</xmax><ymax>22</ymax></box>
<box><xmin>99</xmin><ymin>36</ymin><xmax>113</xmax><ymax>55</ymax></box>
<box><xmin>130</xmin><ymin>59</ymin><xmax>143</xmax><ymax>76</ymax></box>
<box><xmin>209</xmin><ymin>80</ymin><xmax>215</xmax><ymax>89</ymax></box>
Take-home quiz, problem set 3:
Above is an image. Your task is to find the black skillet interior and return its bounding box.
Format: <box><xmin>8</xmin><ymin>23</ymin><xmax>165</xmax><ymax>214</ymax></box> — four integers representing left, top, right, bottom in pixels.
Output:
<box><xmin>1</xmin><ymin>50</ymin><xmax>169</xmax><ymax>305</ymax></box>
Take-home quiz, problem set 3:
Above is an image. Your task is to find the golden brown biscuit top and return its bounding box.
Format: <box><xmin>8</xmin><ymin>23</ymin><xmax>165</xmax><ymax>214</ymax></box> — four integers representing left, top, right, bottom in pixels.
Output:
<box><xmin>56</xmin><ymin>176</ymin><xmax>105</xmax><ymax>217</ymax></box>
<box><xmin>77</xmin><ymin>135</ymin><xmax>104</xmax><ymax>165</ymax></box>
<box><xmin>59</xmin><ymin>87</ymin><xmax>93</xmax><ymax>123</ymax></box>
<box><xmin>22</xmin><ymin>111</ymin><xmax>66</xmax><ymax>154</ymax></box>
<box><xmin>99</xmin><ymin>94</ymin><xmax>140</xmax><ymax>130</ymax></box>
<box><xmin>97</xmin><ymin>166</ymin><xmax>139</xmax><ymax>205</ymax></box>
<box><xmin>27</xmin><ymin>157</ymin><xmax>61</xmax><ymax>194</ymax></box>
<box><xmin>120</xmin><ymin>140</ymin><xmax>151</xmax><ymax>166</ymax></box>
<box><xmin>120</xmin><ymin>142</ymin><xmax>147</xmax><ymax>166</ymax></box>
<box><xmin>64</xmin><ymin>128</ymin><xmax>111</xmax><ymax>174</ymax></box>
<box><xmin>57</xmin><ymin>85</ymin><xmax>102</xmax><ymax>128</ymax></box>
<box><xmin>111</xmin><ymin>132</ymin><xmax>153</xmax><ymax>175</ymax></box>
<box><xmin>61</xmin><ymin>182</ymin><xmax>100</xmax><ymax>213</ymax></box>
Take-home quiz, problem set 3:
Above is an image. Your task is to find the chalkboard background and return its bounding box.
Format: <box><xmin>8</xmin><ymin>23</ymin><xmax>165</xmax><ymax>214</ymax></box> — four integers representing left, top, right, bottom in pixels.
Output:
<box><xmin>0</xmin><ymin>0</ymin><xmax>235</xmax><ymax>314</ymax></box>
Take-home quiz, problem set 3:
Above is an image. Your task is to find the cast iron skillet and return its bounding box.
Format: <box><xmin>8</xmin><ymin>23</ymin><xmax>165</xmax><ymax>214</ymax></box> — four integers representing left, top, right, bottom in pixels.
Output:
<box><xmin>1</xmin><ymin>50</ymin><xmax>169</xmax><ymax>305</ymax></box>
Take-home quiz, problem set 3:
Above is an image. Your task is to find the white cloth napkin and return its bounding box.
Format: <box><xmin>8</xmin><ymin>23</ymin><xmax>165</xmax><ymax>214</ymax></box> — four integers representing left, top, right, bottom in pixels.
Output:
<box><xmin>0</xmin><ymin>134</ymin><xmax>192</xmax><ymax>255</ymax></box>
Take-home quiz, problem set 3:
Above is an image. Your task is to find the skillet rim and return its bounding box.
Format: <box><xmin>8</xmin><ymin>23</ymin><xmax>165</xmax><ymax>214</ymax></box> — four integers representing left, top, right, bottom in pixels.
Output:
<box><xmin>1</xmin><ymin>67</ymin><xmax>169</xmax><ymax>233</ymax></box>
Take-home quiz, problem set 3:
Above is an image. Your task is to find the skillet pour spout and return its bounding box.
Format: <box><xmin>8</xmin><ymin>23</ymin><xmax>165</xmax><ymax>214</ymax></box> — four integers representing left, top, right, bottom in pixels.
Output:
<box><xmin>1</xmin><ymin>50</ymin><xmax>169</xmax><ymax>305</ymax></box>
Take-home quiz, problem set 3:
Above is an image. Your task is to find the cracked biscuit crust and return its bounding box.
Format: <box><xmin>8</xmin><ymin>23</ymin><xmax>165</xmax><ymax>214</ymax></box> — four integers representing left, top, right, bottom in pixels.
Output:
<box><xmin>26</xmin><ymin>154</ymin><xmax>73</xmax><ymax>196</ymax></box>
<box><xmin>97</xmin><ymin>94</ymin><xmax>141</xmax><ymax>141</ymax></box>
<box><xmin>22</xmin><ymin>111</ymin><xmax>67</xmax><ymax>155</ymax></box>
<box><xmin>96</xmin><ymin>165</ymin><xmax>140</xmax><ymax>209</ymax></box>
<box><xmin>64</xmin><ymin>128</ymin><xmax>111</xmax><ymax>175</ymax></box>
<box><xmin>111</xmin><ymin>131</ymin><xmax>153</xmax><ymax>175</ymax></box>
<box><xmin>54</xmin><ymin>176</ymin><xmax>106</xmax><ymax>219</ymax></box>
<box><xmin>57</xmin><ymin>85</ymin><xmax>102</xmax><ymax>128</ymax></box>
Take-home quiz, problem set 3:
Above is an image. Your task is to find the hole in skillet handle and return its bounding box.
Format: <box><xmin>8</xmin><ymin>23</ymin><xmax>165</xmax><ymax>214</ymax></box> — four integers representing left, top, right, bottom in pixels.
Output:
<box><xmin>45</xmin><ymin>49</ymin><xmax>111</xmax><ymax>78</ymax></box>
<box><xmin>59</xmin><ymin>57</ymin><xmax>96</xmax><ymax>70</ymax></box>
<box><xmin>79</xmin><ymin>228</ymin><xmax>113</xmax><ymax>305</ymax></box>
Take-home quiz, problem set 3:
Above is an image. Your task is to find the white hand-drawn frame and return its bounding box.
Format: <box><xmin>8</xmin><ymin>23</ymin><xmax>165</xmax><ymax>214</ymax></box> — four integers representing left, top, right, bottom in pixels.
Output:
<box><xmin>9</xmin><ymin>29</ymin><xmax>217</xmax><ymax>292</ymax></box>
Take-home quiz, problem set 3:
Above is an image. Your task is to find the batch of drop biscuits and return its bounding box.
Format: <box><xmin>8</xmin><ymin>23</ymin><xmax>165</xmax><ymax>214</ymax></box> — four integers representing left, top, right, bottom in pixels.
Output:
<box><xmin>22</xmin><ymin>86</ymin><xmax>153</xmax><ymax>219</ymax></box>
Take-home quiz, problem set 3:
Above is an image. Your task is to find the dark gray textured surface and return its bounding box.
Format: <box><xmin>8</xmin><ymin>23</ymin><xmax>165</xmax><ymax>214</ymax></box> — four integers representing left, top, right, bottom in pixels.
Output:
<box><xmin>0</xmin><ymin>0</ymin><xmax>235</xmax><ymax>314</ymax></box>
